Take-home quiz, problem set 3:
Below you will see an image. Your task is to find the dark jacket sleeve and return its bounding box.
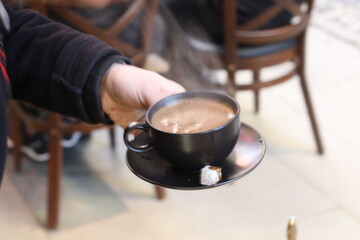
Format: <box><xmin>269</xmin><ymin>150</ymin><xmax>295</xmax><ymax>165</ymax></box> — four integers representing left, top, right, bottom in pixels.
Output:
<box><xmin>3</xmin><ymin>8</ymin><xmax>131</xmax><ymax>124</ymax></box>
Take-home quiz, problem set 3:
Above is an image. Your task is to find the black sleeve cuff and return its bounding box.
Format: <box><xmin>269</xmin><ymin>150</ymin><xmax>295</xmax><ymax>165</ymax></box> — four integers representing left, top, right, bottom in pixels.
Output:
<box><xmin>83</xmin><ymin>54</ymin><xmax>131</xmax><ymax>125</ymax></box>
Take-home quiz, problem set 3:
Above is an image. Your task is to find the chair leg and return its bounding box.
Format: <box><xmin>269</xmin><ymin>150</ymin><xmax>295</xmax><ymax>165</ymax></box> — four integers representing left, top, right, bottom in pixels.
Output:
<box><xmin>226</xmin><ymin>69</ymin><xmax>237</xmax><ymax>97</ymax></box>
<box><xmin>253</xmin><ymin>70</ymin><xmax>261</xmax><ymax>113</ymax></box>
<box><xmin>46</xmin><ymin>113</ymin><xmax>63</xmax><ymax>229</ymax></box>
<box><xmin>46</xmin><ymin>128</ymin><xmax>63</xmax><ymax>229</ymax></box>
<box><xmin>9</xmin><ymin>105</ymin><xmax>23</xmax><ymax>172</ymax></box>
<box><xmin>154</xmin><ymin>186</ymin><xmax>166</xmax><ymax>200</ymax></box>
<box><xmin>299</xmin><ymin>73</ymin><xmax>324</xmax><ymax>154</ymax></box>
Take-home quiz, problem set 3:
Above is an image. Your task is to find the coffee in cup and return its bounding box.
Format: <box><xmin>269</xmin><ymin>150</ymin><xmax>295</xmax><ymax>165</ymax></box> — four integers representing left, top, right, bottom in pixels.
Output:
<box><xmin>124</xmin><ymin>91</ymin><xmax>240</xmax><ymax>170</ymax></box>
<box><xmin>151</xmin><ymin>97</ymin><xmax>236</xmax><ymax>134</ymax></box>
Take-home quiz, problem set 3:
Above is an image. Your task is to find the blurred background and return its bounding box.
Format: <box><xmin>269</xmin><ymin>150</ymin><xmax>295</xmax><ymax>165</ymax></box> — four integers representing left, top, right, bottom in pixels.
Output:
<box><xmin>1</xmin><ymin>0</ymin><xmax>360</xmax><ymax>239</ymax></box>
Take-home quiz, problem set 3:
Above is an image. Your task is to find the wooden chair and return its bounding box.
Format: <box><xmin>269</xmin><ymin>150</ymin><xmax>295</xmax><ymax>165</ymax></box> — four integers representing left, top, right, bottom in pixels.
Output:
<box><xmin>9</xmin><ymin>0</ymin><xmax>165</xmax><ymax>229</ymax></box>
<box><xmin>187</xmin><ymin>0</ymin><xmax>323</xmax><ymax>154</ymax></box>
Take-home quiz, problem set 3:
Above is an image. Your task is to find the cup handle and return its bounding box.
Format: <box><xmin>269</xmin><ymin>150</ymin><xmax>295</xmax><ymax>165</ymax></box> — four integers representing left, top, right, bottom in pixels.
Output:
<box><xmin>123</xmin><ymin>122</ymin><xmax>153</xmax><ymax>152</ymax></box>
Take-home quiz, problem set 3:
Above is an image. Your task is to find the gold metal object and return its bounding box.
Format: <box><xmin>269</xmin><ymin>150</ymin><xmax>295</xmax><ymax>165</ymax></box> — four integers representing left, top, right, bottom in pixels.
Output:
<box><xmin>287</xmin><ymin>216</ymin><xmax>297</xmax><ymax>240</ymax></box>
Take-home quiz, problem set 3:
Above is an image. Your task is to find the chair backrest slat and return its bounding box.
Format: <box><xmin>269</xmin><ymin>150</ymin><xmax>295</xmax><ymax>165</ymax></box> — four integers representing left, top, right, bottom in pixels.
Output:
<box><xmin>238</xmin><ymin>5</ymin><xmax>283</xmax><ymax>30</ymax></box>
<box><xmin>235</xmin><ymin>17</ymin><xmax>309</xmax><ymax>44</ymax></box>
<box><xmin>224</xmin><ymin>0</ymin><xmax>313</xmax><ymax>45</ymax></box>
<box><xmin>105</xmin><ymin>0</ymin><xmax>146</xmax><ymax>36</ymax></box>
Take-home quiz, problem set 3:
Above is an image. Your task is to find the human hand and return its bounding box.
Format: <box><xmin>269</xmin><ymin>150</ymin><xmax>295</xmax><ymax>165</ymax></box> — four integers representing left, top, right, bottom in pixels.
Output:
<box><xmin>100</xmin><ymin>64</ymin><xmax>185</xmax><ymax>128</ymax></box>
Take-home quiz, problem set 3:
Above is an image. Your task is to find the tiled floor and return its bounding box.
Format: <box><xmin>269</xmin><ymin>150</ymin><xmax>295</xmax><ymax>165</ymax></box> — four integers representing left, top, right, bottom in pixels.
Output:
<box><xmin>2</xmin><ymin>1</ymin><xmax>360</xmax><ymax>240</ymax></box>
<box><xmin>312</xmin><ymin>0</ymin><xmax>360</xmax><ymax>48</ymax></box>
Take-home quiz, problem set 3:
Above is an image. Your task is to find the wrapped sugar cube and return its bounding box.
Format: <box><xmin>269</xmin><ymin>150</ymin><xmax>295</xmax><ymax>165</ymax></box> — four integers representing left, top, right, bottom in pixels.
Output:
<box><xmin>200</xmin><ymin>165</ymin><xmax>222</xmax><ymax>185</ymax></box>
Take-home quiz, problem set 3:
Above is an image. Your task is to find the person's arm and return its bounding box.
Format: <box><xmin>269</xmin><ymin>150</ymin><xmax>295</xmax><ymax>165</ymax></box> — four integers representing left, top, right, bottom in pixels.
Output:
<box><xmin>4</xmin><ymin>8</ymin><xmax>184</xmax><ymax>127</ymax></box>
<box><xmin>4</xmin><ymin>8</ymin><xmax>127</xmax><ymax>123</ymax></box>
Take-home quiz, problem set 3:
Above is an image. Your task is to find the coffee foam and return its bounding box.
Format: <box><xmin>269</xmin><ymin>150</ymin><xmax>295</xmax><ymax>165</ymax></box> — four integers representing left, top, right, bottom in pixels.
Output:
<box><xmin>151</xmin><ymin>98</ymin><xmax>235</xmax><ymax>134</ymax></box>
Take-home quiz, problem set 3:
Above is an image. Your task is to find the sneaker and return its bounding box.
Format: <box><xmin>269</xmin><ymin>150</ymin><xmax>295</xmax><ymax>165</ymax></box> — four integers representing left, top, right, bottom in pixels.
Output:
<box><xmin>21</xmin><ymin>133</ymin><xmax>50</xmax><ymax>162</ymax></box>
<box><xmin>61</xmin><ymin>132</ymin><xmax>82</xmax><ymax>148</ymax></box>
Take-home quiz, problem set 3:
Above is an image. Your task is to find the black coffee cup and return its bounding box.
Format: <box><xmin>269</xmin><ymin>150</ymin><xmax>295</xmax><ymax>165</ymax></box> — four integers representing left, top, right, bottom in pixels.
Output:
<box><xmin>123</xmin><ymin>91</ymin><xmax>241</xmax><ymax>170</ymax></box>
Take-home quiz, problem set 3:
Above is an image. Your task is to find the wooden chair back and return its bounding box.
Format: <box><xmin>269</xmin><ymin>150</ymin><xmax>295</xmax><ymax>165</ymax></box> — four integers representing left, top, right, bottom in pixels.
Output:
<box><xmin>223</xmin><ymin>0</ymin><xmax>314</xmax><ymax>76</ymax></box>
<box><xmin>220</xmin><ymin>0</ymin><xmax>323</xmax><ymax>154</ymax></box>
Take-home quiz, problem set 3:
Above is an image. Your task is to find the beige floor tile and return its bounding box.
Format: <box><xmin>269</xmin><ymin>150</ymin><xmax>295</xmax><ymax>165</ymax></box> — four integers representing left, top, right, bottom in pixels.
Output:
<box><xmin>0</xmin><ymin>174</ymin><xmax>48</xmax><ymax>240</ymax></box>
<box><xmin>49</xmin><ymin>212</ymin><xmax>161</xmax><ymax>240</ymax></box>
<box><xmin>180</xmin><ymin>221</ymin><xmax>272</xmax><ymax>240</ymax></box>
<box><xmin>215</xmin><ymin>154</ymin><xmax>335</xmax><ymax>229</ymax></box>
<box><xmin>122</xmin><ymin>188</ymin><xmax>243</xmax><ymax>240</ymax></box>
<box><xmin>313</xmin><ymin>80</ymin><xmax>360</xmax><ymax>149</ymax></box>
<box><xmin>299</xmin><ymin>209</ymin><xmax>360</xmax><ymax>239</ymax></box>
<box><xmin>274</xmin><ymin>131</ymin><xmax>360</xmax><ymax>221</ymax></box>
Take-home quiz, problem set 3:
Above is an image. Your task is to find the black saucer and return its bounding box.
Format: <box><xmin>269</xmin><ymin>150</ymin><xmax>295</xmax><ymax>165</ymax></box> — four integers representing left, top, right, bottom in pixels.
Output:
<box><xmin>126</xmin><ymin>123</ymin><xmax>266</xmax><ymax>190</ymax></box>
